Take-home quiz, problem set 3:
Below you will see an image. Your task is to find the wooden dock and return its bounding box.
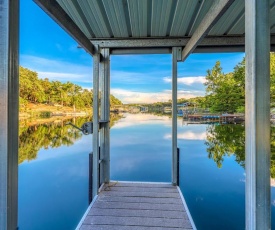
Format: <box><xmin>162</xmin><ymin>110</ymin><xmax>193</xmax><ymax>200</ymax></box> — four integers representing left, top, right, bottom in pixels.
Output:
<box><xmin>76</xmin><ymin>182</ymin><xmax>196</xmax><ymax>230</ymax></box>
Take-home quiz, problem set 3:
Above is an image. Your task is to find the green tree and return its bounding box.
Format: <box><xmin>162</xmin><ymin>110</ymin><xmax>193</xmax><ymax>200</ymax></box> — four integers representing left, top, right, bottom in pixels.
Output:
<box><xmin>204</xmin><ymin>61</ymin><xmax>242</xmax><ymax>113</ymax></box>
<box><xmin>19</xmin><ymin>66</ymin><xmax>46</xmax><ymax>103</ymax></box>
<box><xmin>205</xmin><ymin>124</ymin><xmax>245</xmax><ymax>168</ymax></box>
<box><xmin>19</xmin><ymin>66</ymin><xmax>123</xmax><ymax>111</ymax></box>
<box><xmin>270</xmin><ymin>53</ymin><xmax>275</xmax><ymax>106</ymax></box>
<box><xmin>204</xmin><ymin>54</ymin><xmax>275</xmax><ymax>113</ymax></box>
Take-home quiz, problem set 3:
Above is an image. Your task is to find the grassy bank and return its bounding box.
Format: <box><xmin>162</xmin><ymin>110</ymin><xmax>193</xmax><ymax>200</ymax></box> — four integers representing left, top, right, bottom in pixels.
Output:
<box><xmin>19</xmin><ymin>102</ymin><xmax>92</xmax><ymax>119</ymax></box>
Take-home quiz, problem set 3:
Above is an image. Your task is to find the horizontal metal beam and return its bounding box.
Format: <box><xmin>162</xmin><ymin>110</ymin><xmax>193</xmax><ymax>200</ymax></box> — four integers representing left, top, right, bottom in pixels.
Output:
<box><xmin>34</xmin><ymin>0</ymin><xmax>94</xmax><ymax>55</ymax></box>
<box><xmin>181</xmin><ymin>0</ymin><xmax>235</xmax><ymax>61</ymax></box>
<box><xmin>111</xmin><ymin>48</ymin><xmax>172</xmax><ymax>55</ymax></box>
<box><xmin>91</xmin><ymin>36</ymin><xmax>246</xmax><ymax>48</ymax></box>
<box><xmin>109</xmin><ymin>44</ymin><xmax>275</xmax><ymax>55</ymax></box>
<box><xmin>93</xmin><ymin>35</ymin><xmax>275</xmax><ymax>48</ymax></box>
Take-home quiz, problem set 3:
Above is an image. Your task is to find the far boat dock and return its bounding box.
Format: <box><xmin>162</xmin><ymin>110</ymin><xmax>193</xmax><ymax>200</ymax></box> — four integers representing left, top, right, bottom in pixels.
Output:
<box><xmin>183</xmin><ymin>114</ymin><xmax>245</xmax><ymax>124</ymax></box>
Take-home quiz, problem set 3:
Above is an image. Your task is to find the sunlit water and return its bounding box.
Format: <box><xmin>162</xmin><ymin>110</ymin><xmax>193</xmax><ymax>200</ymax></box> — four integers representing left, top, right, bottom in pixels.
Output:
<box><xmin>18</xmin><ymin>113</ymin><xmax>275</xmax><ymax>229</ymax></box>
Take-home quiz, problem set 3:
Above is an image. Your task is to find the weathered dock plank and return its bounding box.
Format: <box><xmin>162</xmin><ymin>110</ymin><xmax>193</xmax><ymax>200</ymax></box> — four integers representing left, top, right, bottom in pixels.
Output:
<box><xmin>83</xmin><ymin>216</ymin><xmax>192</xmax><ymax>228</ymax></box>
<box><xmin>77</xmin><ymin>182</ymin><xmax>196</xmax><ymax>230</ymax></box>
<box><xmin>97</xmin><ymin>196</ymin><xmax>181</xmax><ymax>204</ymax></box>
<box><xmin>93</xmin><ymin>201</ymin><xmax>184</xmax><ymax>211</ymax></box>
<box><xmin>107</xmin><ymin>182</ymin><xmax>175</xmax><ymax>188</ymax></box>
<box><xmin>80</xmin><ymin>226</ymin><xmax>192</xmax><ymax>230</ymax></box>
<box><xmin>99</xmin><ymin>191</ymin><xmax>180</xmax><ymax>198</ymax></box>
<box><xmin>89</xmin><ymin>208</ymin><xmax>187</xmax><ymax>218</ymax></box>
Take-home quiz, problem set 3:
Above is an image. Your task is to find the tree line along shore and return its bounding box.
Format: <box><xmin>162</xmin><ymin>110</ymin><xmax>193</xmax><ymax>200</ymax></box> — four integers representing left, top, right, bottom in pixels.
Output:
<box><xmin>19</xmin><ymin>66</ymin><xmax>122</xmax><ymax>119</ymax></box>
<box><xmin>20</xmin><ymin>53</ymin><xmax>275</xmax><ymax>119</ymax></box>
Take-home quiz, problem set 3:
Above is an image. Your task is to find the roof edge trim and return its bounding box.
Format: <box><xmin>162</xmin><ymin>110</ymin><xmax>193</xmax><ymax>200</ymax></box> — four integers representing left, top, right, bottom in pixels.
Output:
<box><xmin>34</xmin><ymin>0</ymin><xmax>95</xmax><ymax>55</ymax></box>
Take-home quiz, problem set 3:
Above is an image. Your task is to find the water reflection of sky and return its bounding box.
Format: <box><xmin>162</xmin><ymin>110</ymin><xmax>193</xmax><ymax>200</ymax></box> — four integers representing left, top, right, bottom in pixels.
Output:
<box><xmin>111</xmin><ymin>113</ymin><xmax>171</xmax><ymax>129</ymax></box>
<box><xmin>110</xmin><ymin>113</ymin><xmax>172</xmax><ymax>182</ymax></box>
<box><xmin>19</xmin><ymin>134</ymin><xmax>92</xmax><ymax>230</ymax></box>
<box><xmin>18</xmin><ymin>114</ymin><xmax>275</xmax><ymax>230</ymax></box>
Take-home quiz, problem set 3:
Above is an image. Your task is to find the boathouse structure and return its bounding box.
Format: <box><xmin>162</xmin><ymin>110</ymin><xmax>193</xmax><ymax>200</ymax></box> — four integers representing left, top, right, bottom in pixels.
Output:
<box><xmin>1</xmin><ymin>0</ymin><xmax>275</xmax><ymax>229</ymax></box>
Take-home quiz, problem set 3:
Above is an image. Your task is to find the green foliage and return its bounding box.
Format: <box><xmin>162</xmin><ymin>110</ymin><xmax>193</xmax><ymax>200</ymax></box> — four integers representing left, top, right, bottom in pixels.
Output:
<box><xmin>40</xmin><ymin>111</ymin><xmax>52</xmax><ymax>118</ymax></box>
<box><xmin>205</xmin><ymin>124</ymin><xmax>245</xmax><ymax>168</ymax></box>
<box><xmin>19</xmin><ymin>66</ymin><xmax>46</xmax><ymax>103</ymax></box>
<box><xmin>204</xmin><ymin>61</ymin><xmax>245</xmax><ymax>113</ymax></box>
<box><xmin>18</xmin><ymin>114</ymin><xmax>123</xmax><ymax>164</ymax></box>
<box><xmin>270</xmin><ymin>53</ymin><xmax>275</xmax><ymax>106</ymax></box>
<box><xmin>110</xmin><ymin>94</ymin><xmax>122</xmax><ymax>106</ymax></box>
<box><xmin>206</xmin><ymin>123</ymin><xmax>275</xmax><ymax>178</ymax></box>
<box><xmin>19</xmin><ymin>66</ymin><xmax>122</xmax><ymax>109</ymax></box>
<box><xmin>18</xmin><ymin>117</ymin><xmax>85</xmax><ymax>163</ymax></box>
<box><xmin>204</xmin><ymin>53</ymin><xmax>275</xmax><ymax>113</ymax></box>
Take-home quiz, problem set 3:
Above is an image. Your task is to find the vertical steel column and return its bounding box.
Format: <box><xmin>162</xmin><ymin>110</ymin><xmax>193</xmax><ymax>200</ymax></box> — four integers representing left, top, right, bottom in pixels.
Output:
<box><xmin>92</xmin><ymin>50</ymin><xmax>100</xmax><ymax>198</ymax></box>
<box><xmin>99</xmin><ymin>48</ymin><xmax>110</xmax><ymax>184</ymax></box>
<box><xmin>245</xmin><ymin>0</ymin><xmax>270</xmax><ymax>229</ymax></box>
<box><xmin>172</xmin><ymin>47</ymin><xmax>181</xmax><ymax>185</ymax></box>
<box><xmin>0</xmin><ymin>1</ymin><xmax>19</xmax><ymax>229</ymax></box>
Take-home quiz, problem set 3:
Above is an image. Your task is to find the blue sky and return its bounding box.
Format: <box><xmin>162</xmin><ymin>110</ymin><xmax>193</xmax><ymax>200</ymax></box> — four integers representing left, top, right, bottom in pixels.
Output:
<box><xmin>20</xmin><ymin>0</ymin><xmax>245</xmax><ymax>104</ymax></box>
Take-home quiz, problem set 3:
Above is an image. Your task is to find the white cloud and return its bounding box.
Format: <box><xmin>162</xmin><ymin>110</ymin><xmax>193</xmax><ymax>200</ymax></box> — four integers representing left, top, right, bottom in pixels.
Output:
<box><xmin>112</xmin><ymin>113</ymin><xmax>171</xmax><ymax>129</ymax></box>
<box><xmin>163</xmin><ymin>76</ymin><xmax>206</xmax><ymax>85</ymax></box>
<box><xmin>37</xmin><ymin>71</ymin><xmax>90</xmax><ymax>82</ymax></box>
<box><xmin>20</xmin><ymin>55</ymin><xmax>92</xmax><ymax>83</ymax></box>
<box><xmin>111</xmin><ymin>88</ymin><xmax>204</xmax><ymax>104</ymax></box>
<box><xmin>20</xmin><ymin>55</ymin><xmax>206</xmax><ymax>103</ymax></box>
<box><xmin>164</xmin><ymin>130</ymin><xmax>206</xmax><ymax>140</ymax></box>
<box><xmin>111</xmin><ymin>88</ymin><xmax>171</xmax><ymax>103</ymax></box>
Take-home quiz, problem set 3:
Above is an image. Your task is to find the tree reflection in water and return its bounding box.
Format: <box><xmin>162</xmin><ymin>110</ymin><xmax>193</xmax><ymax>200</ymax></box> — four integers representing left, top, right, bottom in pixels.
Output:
<box><xmin>19</xmin><ymin>113</ymin><xmax>123</xmax><ymax>164</ymax></box>
<box><xmin>205</xmin><ymin>123</ymin><xmax>275</xmax><ymax>178</ymax></box>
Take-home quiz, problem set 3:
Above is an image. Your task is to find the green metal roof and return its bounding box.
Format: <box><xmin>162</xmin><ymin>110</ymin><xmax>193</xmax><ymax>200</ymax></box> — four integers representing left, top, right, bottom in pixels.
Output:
<box><xmin>34</xmin><ymin>0</ymin><xmax>275</xmax><ymax>55</ymax></box>
<box><xmin>55</xmin><ymin>0</ymin><xmax>275</xmax><ymax>39</ymax></box>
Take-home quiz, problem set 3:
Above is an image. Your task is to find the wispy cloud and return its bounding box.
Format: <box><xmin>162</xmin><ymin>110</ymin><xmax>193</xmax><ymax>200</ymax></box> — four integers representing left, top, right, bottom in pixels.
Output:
<box><xmin>111</xmin><ymin>88</ymin><xmax>171</xmax><ymax>103</ymax></box>
<box><xmin>163</xmin><ymin>76</ymin><xmax>206</xmax><ymax>85</ymax></box>
<box><xmin>111</xmin><ymin>88</ymin><xmax>203</xmax><ymax>103</ymax></box>
<box><xmin>164</xmin><ymin>130</ymin><xmax>207</xmax><ymax>140</ymax></box>
<box><xmin>20</xmin><ymin>55</ymin><xmax>206</xmax><ymax>103</ymax></box>
<box><xmin>20</xmin><ymin>55</ymin><xmax>92</xmax><ymax>83</ymax></box>
<box><xmin>112</xmin><ymin>113</ymin><xmax>170</xmax><ymax>129</ymax></box>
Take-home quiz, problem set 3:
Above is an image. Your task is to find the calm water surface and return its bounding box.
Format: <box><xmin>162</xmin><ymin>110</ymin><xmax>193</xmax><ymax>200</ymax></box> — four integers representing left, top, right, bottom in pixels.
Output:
<box><xmin>18</xmin><ymin>113</ymin><xmax>275</xmax><ymax>230</ymax></box>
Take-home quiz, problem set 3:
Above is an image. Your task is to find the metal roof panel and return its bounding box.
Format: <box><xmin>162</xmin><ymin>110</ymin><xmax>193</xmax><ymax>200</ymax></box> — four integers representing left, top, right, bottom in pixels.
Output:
<box><xmin>102</xmin><ymin>0</ymin><xmax>129</xmax><ymax>37</ymax></box>
<box><xmin>56</xmin><ymin>0</ymin><xmax>92</xmax><ymax>38</ymax></box>
<box><xmin>170</xmin><ymin>0</ymin><xmax>198</xmax><ymax>36</ymax></box>
<box><xmin>151</xmin><ymin>0</ymin><xmax>173</xmax><ymax>37</ymax></box>
<box><xmin>77</xmin><ymin>0</ymin><xmax>111</xmax><ymax>38</ymax></box>
<box><xmin>54</xmin><ymin>0</ymin><xmax>275</xmax><ymax>40</ymax></box>
<box><xmin>209</xmin><ymin>0</ymin><xmax>244</xmax><ymax>35</ymax></box>
<box><xmin>127</xmin><ymin>0</ymin><xmax>147</xmax><ymax>37</ymax></box>
<box><xmin>188</xmin><ymin>0</ymin><xmax>213</xmax><ymax>36</ymax></box>
<box><xmin>271</xmin><ymin>1</ymin><xmax>275</xmax><ymax>34</ymax></box>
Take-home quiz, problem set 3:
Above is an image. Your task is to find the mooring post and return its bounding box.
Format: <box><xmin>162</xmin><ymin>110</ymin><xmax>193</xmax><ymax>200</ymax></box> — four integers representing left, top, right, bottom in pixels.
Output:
<box><xmin>245</xmin><ymin>0</ymin><xmax>270</xmax><ymax>229</ymax></box>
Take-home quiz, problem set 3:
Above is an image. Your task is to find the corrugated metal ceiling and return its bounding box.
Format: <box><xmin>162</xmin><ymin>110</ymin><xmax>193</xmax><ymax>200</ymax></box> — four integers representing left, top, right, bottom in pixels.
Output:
<box><xmin>56</xmin><ymin>0</ymin><xmax>275</xmax><ymax>40</ymax></box>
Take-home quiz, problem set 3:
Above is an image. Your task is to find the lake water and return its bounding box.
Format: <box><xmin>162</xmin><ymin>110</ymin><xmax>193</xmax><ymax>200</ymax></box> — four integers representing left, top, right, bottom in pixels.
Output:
<box><xmin>18</xmin><ymin>113</ymin><xmax>275</xmax><ymax>230</ymax></box>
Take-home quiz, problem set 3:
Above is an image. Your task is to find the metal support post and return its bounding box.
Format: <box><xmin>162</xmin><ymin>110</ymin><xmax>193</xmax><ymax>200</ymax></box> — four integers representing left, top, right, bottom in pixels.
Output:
<box><xmin>92</xmin><ymin>50</ymin><xmax>100</xmax><ymax>199</ymax></box>
<box><xmin>172</xmin><ymin>47</ymin><xmax>181</xmax><ymax>185</ymax></box>
<box><xmin>245</xmin><ymin>0</ymin><xmax>270</xmax><ymax>229</ymax></box>
<box><xmin>0</xmin><ymin>1</ymin><xmax>19</xmax><ymax>229</ymax></box>
<box><xmin>99</xmin><ymin>48</ymin><xmax>110</xmax><ymax>184</ymax></box>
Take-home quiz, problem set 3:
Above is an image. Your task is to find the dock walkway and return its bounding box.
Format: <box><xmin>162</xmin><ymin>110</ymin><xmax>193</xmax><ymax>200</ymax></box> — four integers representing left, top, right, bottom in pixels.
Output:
<box><xmin>77</xmin><ymin>182</ymin><xmax>196</xmax><ymax>230</ymax></box>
